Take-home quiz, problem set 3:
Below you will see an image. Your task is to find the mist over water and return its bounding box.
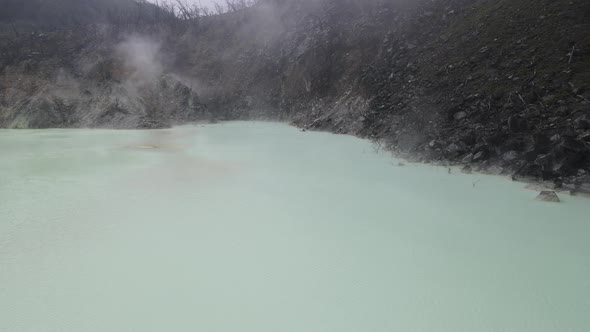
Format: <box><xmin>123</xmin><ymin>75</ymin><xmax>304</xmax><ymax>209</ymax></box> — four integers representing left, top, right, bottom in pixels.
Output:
<box><xmin>1</xmin><ymin>122</ymin><xmax>589</xmax><ymax>331</ymax></box>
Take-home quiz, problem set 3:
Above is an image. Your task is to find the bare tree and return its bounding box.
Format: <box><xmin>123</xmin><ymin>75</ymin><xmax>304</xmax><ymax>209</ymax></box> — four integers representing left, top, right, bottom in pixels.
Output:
<box><xmin>230</xmin><ymin>0</ymin><xmax>259</xmax><ymax>12</ymax></box>
<box><xmin>175</xmin><ymin>0</ymin><xmax>201</xmax><ymax>20</ymax></box>
<box><xmin>213</xmin><ymin>2</ymin><xmax>225</xmax><ymax>15</ymax></box>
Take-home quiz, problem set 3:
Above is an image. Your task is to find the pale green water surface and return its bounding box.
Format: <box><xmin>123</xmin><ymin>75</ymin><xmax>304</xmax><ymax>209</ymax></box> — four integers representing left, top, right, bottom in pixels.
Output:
<box><xmin>1</xmin><ymin>122</ymin><xmax>589</xmax><ymax>331</ymax></box>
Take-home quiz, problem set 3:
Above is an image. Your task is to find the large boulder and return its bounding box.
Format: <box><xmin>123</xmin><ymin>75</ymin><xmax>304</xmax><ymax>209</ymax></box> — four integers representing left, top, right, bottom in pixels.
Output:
<box><xmin>536</xmin><ymin>191</ymin><xmax>560</xmax><ymax>203</ymax></box>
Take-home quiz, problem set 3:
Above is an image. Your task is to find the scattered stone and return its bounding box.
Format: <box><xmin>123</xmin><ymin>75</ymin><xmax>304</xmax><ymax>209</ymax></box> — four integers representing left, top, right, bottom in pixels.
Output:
<box><xmin>459</xmin><ymin>133</ymin><xmax>476</xmax><ymax>146</ymax></box>
<box><xmin>558</xmin><ymin>137</ymin><xmax>586</xmax><ymax>154</ymax></box>
<box><xmin>532</xmin><ymin>133</ymin><xmax>551</xmax><ymax>152</ymax></box>
<box><xmin>461</xmin><ymin>165</ymin><xmax>472</xmax><ymax>174</ymax></box>
<box><xmin>454</xmin><ymin>111</ymin><xmax>467</xmax><ymax>120</ymax></box>
<box><xmin>574</xmin><ymin>115</ymin><xmax>590</xmax><ymax>130</ymax></box>
<box><xmin>542</xmin><ymin>94</ymin><xmax>556</xmax><ymax>105</ymax></box>
<box><xmin>462</xmin><ymin>153</ymin><xmax>474</xmax><ymax>163</ymax></box>
<box><xmin>445</xmin><ymin>142</ymin><xmax>464</xmax><ymax>156</ymax></box>
<box><xmin>508</xmin><ymin>115</ymin><xmax>527</xmax><ymax>132</ymax></box>
<box><xmin>502</xmin><ymin>150</ymin><xmax>519</xmax><ymax>162</ymax></box>
<box><xmin>487</xmin><ymin>165</ymin><xmax>504</xmax><ymax>175</ymax></box>
<box><xmin>536</xmin><ymin>191</ymin><xmax>560</xmax><ymax>202</ymax></box>
<box><xmin>473</xmin><ymin>150</ymin><xmax>487</xmax><ymax>162</ymax></box>
<box><xmin>534</xmin><ymin>154</ymin><xmax>552</xmax><ymax>168</ymax></box>
<box><xmin>479</xmin><ymin>46</ymin><xmax>489</xmax><ymax>54</ymax></box>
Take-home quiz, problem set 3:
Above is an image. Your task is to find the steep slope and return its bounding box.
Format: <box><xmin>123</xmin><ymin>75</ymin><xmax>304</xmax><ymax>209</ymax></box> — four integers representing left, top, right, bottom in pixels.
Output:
<box><xmin>0</xmin><ymin>29</ymin><xmax>207</xmax><ymax>128</ymax></box>
<box><xmin>0</xmin><ymin>0</ymin><xmax>163</xmax><ymax>26</ymax></box>
<box><xmin>172</xmin><ymin>0</ymin><xmax>590</xmax><ymax>190</ymax></box>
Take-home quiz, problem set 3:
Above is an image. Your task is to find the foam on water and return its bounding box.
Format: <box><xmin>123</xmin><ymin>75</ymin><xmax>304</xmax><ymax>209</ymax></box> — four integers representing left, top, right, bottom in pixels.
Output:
<box><xmin>1</xmin><ymin>122</ymin><xmax>589</xmax><ymax>331</ymax></box>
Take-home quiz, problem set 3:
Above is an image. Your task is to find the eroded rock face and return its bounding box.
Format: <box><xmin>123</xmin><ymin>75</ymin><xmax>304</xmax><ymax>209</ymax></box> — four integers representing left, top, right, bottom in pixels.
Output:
<box><xmin>0</xmin><ymin>70</ymin><xmax>207</xmax><ymax>129</ymax></box>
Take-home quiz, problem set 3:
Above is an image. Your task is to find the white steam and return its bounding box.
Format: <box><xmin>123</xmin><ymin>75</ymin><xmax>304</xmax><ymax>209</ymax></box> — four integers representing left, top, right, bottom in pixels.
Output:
<box><xmin>116</xmin><ymin>35</ymin><xmax>163</xmax><ymax>88</ymax></box>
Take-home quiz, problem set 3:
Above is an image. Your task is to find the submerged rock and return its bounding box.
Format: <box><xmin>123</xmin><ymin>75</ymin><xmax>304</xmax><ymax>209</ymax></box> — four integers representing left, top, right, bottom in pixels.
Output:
<box><xmin>461</xmin><ymin>165</ymin><xmax>472</xmax><ymax>174</ymax></box>
<box><xmin>536</xmin><ymin>191</ymin><xmax>560</xmax><ymax>203</ymax></box>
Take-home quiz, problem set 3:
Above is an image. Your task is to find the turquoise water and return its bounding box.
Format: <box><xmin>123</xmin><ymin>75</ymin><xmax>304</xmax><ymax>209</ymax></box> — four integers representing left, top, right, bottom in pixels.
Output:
<box><xmin>1</xmin><ymin>122</ymin><xmax>589</xmax><ymax>332</ymax></box>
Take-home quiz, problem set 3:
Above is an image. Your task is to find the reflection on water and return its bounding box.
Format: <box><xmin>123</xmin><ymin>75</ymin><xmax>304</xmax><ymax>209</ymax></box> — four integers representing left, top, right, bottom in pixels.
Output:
<box><xmin>0</xmin><ymin>122</ymin><xmax>589</xmax><ymax>332</ymax></box>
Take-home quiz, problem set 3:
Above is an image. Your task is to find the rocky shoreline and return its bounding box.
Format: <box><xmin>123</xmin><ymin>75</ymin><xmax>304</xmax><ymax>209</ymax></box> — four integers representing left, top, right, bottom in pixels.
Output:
<box><xmin>292</xmin><ymin>115</ymin><xmax>590</xmax><ymax>199</ymax></box>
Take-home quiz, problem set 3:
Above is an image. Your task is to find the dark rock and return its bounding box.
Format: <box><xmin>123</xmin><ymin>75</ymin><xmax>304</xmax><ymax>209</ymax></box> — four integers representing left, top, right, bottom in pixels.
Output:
<box><xmin>551</xmin><ymin>159</ymin><xmax>570</xmax><ymax>173</ymax></box>
<box><xmin>523</xmin><ymin>91</ymin><xmax>537</xmax><ymax>104</ymax></box>
<box><xmin>459</xmin><ymin>133</ymin><xmax>476</xmax><ymax>146</ymax></box>
<box><xmin>462</xmin><ymin>153</ymin><xmax>474</xmax><ymax>163</ymax></box>
<box><xmin>542</xmin><ymin>95</ymin><xmax>556</xmax><ymax>105</ymax></box>
<box><xmin>503</xmin><ymin>136</ymin><xmax>531</xmax><ymax>152</ymax></box>
<box><xmin>454</xmin><ymin>111</ymin><xmax>467</xmax><ymax>120</ymax></box>
<box><xmin>487</xmin><ymin>165</ymin><xmax>504</xmax><ymax>175</ymax></box>
<box><xmin>508</xmin><ymin>115</ymin><xmax>527</xmax><ymax>132</ymax></box>
<box><xmin>558</xmin><ymin>137</ymin><xmax>587</xmax><ymax>154</ymax></box>
<box><xmin>574</xmin><ymin>115</ymin><xmax>590</xmax><ymax>130</ymax></box>
<box><xmin>461</xmin><ymin>165</ymin><xmax>472</xmax><ymax>174</ymax></box>
<box><xmin>473</xmin><ymin>150</ymin><xmax>487</xmax><ymax>162</ymax></box>
<box><xmin>534</xmin><ymin>154</ymin><xmax>552</xmax><ymax>168</ymax></box>
<box><xmin>525</xmin><ymin>150</ymin><xmax>539</xmax><ymax>162</ymax></box>
<box><xmin>513</xmin><ymin>163</ymin><xmax>543</xmax><ymax>182</ymax></box>
<box><xmin>556</xmin><ymin>105</ymin><xmax>569</xmax><ymax>115</ymax></box>
<box><xmin>502</xmin><ymin>150</ymin><xmax>520</xmax><ymax>162</ymax></box>
<box><xmin>445</xmin><ymin>142</ymin><xmax>465</xmax><ymax>157</ymax></box>
<box><xmin>572</xmin><ymin>104</ymin><xmax>590</xmax><ymax>114</ymax></box>
<box><xmin>536</xmin><ymin>191</ymin><xmax>560</xmax><ymax>202</ymax></box>
<box><xmin>509</xmin><ymin>159</ymin><xmax>528</xmax><ymax>173</ymax></box>
<box><xmin>532</xmin><ymin>133</ymin><xmax>552</xmax><ymax>153</ymax></box>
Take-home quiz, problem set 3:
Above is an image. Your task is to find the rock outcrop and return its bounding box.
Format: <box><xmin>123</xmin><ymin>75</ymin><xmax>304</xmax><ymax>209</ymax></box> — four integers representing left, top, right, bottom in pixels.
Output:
<box><xmin>536</xmin><ymin>191</ymin><xmax>561</xmax><ymax>203</ymax></box>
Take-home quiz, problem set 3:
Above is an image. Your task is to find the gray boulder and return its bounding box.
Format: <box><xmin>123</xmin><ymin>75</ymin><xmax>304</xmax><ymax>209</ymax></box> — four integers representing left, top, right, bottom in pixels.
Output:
<box><xmin>536</xmin><ymin>191</ymin><xmax>560</xmax><ymax>203</ymax></box>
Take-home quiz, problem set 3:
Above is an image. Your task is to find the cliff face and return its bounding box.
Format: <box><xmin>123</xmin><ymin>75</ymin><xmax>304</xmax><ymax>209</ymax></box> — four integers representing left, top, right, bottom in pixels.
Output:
<box><xmin>0</xmin><ymin>0</ymin><xmax>589</xmax><ymax>190</ymax></box>
<box><xmin>0</xmin><ymin>28</ymin><xmax>208</xmax><ymax>128</ymax></box>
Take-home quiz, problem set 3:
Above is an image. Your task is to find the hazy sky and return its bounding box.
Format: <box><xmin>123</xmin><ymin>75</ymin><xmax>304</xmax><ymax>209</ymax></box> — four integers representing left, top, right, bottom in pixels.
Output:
<box><xmin>189</xmin><ymin>0</ymin><xmax>219</xmax><ymax>6</ymax></box>
<box><xmin>148</xmin><ymin>0</ymin><xmax>220</xmax><ymax>8</ymax></box>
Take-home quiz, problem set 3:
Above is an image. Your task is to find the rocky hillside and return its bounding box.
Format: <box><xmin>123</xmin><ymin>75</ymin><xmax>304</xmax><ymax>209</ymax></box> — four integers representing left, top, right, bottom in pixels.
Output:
<box><xmin>0</xmin><ymin>0</ymin><xmax>589</xmax><ymax>192</ymax></box>
<box><xmin>0</xmin><ymin>0</ymin><xmax>166</xmax><ymax>26</ymax></box>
